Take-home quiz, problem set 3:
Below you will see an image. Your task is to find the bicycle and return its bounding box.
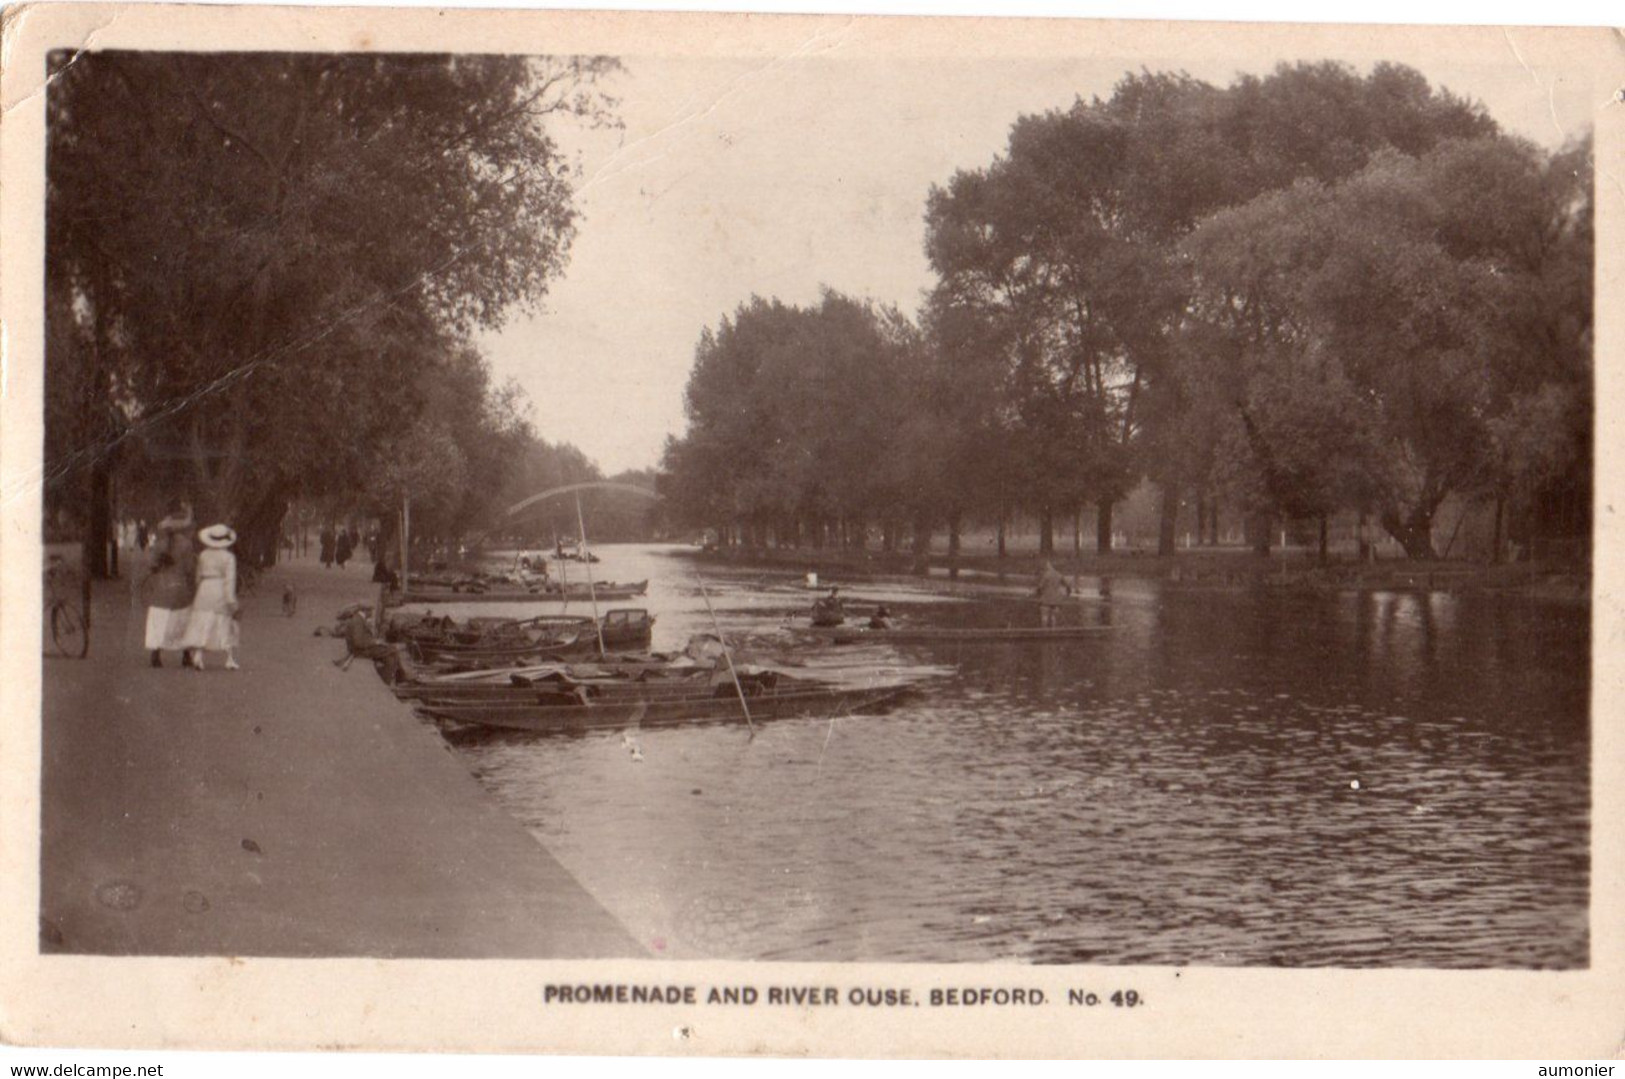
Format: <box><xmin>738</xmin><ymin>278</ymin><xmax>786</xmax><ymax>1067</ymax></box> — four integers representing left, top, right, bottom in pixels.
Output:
<box><xmin>44</xmin><ymin>557</ymin><xmax>90</xmax><ymax>658</ymax></box>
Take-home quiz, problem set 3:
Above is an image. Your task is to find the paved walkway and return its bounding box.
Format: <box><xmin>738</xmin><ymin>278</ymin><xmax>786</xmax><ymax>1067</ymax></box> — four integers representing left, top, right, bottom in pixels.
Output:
<box><xmin>39</xmin><ymin>550</ymin><xmax>643</xmax><ymax>958</ymax></box>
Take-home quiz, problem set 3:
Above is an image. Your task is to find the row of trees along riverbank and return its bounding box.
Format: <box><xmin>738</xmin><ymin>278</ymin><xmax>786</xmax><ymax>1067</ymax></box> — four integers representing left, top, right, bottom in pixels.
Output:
<box><xmin>658</xmin><ymin>63</ymin><xmax>1592</xmax><ymax>564</ymax></box>
<box><xmin>45</xmin><ymin>52</ymin><xmax>627</xmax><ymax>577</ymax></box>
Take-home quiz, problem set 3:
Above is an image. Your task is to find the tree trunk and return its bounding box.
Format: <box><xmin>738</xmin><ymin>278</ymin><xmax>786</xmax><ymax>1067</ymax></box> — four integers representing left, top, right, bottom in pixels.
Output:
<box><xmin>1157</xmin><ymin>483</ymin><xmax>1179</xmax><ymax>557</ymax></box>
<box><xmin>1492</xmin><ymin>495</ymin><xmax>1506</xmax><ymax>565</ymax></box>
<box><xmin>910</xmin><ymin>510</ymin><xmax>932</xmax><ymax>576</ymax></box>
<box><xmin>1380</xmin><ymin>502</ymin><xmax>1441</xmax><ymax>561</ymax></box>
<box><xmin>996</xmin><ymin>514</ymin><xmax>1007</xmax><ymax>559</ymax></box>
<box><xmin>1251</xmin><ymin>511</ymin><xmax>1273</xmax><ymax>558</ymax></box>
<box><xmin>1096</xmin><ymin>499</ymin><xmax>1115</xmax><ymax>555</ymax></box>
<box><xmin>947</xmin><ymin>512</ymin><xmax>962</xmax><ymax>581</ymax></box>
<box><xmin>1318</xmin><ymin>514</ymin><xmax>1329</xmax><ymax>565</ymax></box>
<box><xmin>86</xmin><ymin>452</ymin><xmax>114</xmax><ymax>579</ymax></box>
<box><xmin>1038</xmin><ymin>507</ymin><xmax>1054</xmax><ymax>555</ymax></box>
<box><xmin>1207</xmin><ymin>499</ymin><xmax>1220</xmax><ymax>545</ymax></box>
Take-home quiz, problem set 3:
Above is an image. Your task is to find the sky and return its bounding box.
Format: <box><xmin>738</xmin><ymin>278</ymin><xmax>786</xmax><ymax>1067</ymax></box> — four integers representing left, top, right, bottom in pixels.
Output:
<box><xmin>476</xmin><ymin>30</ymin><xmax>1598</xmax><ymax>475</ymax></box>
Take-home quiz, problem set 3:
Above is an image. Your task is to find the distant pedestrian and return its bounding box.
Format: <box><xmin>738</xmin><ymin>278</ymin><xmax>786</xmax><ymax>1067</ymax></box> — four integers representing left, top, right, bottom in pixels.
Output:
<box><xmin>184</xmin><ymin>524</ymin><xmax>240</xmax><ymax>671</ymax></box>
<box><xmin>335</xmin><ymin>528</ymin><xmax>354</xmax><ymax>568</ymax></box>
<box><xmin>140</xmin><ymin>550</ymin><xmax>194</xmax><ymax>668</ymax></box>
<box><xmin>136</xmin><ymin>519</ymin><xmax>150</xmax><ymax>551</ymax></box>
<box><xmin>1035</xmin><ymin>561</ymin><xmax>1071</xmax><ymax>628</ymax></box>
<box><xmin>319</xmin><ymin>525</ymin><xmax>336</xmax><ymax>568</ymax></box>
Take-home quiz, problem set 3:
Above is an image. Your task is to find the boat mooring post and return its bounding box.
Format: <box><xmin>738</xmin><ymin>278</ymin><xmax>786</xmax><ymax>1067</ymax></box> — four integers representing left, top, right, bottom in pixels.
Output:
<box><xmin>695</xmin><ymin>573</ymin><xmax>756</xmax><ymax>738</ymax></box>
<box><xmin>401</xmin><ymin>495</ymin><xmax>411</xmax><ymax>594</ymax></box>
<box><xmin>575</xmin><ymin>492</ymin><xmax>605</xmax><ymax>655</ymax></box>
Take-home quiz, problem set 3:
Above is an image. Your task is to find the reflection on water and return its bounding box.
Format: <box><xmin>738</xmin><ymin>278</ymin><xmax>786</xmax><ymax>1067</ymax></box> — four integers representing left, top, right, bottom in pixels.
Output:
<box><xmin>451</xmin><ymin>546</ymin><xmax>1588</xmax><ymax>967</ymax></box>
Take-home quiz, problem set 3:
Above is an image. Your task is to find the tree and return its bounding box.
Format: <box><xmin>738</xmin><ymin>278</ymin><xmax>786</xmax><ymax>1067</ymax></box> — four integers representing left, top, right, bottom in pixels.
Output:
<box><xmin>661</xmin><ymin>291</ymin><xmax>915</xmax><ymax>548</ymax></box>
<box><xmin>46</xmin><ymin>51</ymin><xmax>621</xmax><ymax>572</ymax></box>
<box><xmin>1183</xmin><ymin>132</ymin><xmax>1590</xmax><ymax>558</ymax></box>
<box><xmin>922</xmin><ymin>62</ymin><xmax>1499</xmax><ymax>557</ymax></box>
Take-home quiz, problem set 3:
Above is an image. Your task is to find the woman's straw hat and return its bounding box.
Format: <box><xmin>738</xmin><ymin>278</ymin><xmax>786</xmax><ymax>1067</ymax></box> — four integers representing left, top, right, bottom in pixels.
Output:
<box><xmin>198</xmin><ymin>523</ymin><xmax>237</xmax><ymax>548</ymax></box>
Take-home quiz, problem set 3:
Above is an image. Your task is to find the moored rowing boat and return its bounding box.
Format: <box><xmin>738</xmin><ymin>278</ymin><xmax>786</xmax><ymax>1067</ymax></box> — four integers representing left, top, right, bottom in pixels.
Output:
<box><xmin>818</xmin><ymin>624</ymin><xmax>1114</xmax><ymax>645</ymax></box>
<box><xmin>419</xmin><ymin>682</ymin><xmax>912</xmax><ymax>733</ymax></box>
<box><xmin>393</xmin><ymin>579</ymin><xmax>648</xmax><ymax>604</ymax></box>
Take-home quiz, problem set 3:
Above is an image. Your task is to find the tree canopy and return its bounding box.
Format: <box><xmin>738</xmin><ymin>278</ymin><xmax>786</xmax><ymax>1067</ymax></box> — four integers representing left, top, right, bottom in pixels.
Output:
<box><xmin>660</xmin><ymin>291</ymin><xmax>918</xmax><ymax>548</ymax></box>
<box><xmin>662</xmin><ymin>61</ymin><xmax>1590</xmax><ymax>563</ymax></box>
<box><xmin>46</xmin><ymin>51</ymin><xmax>621</xmax><ymax>568</ymax></box>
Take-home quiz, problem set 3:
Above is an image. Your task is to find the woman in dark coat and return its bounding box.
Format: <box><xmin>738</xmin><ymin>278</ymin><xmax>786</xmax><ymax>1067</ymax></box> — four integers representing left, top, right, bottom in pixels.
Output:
<box><xmin>319</xmin><ymin>525</ymin><xmax>336</xmax><ymax>568</ymax></box>
<box><xmin>335</xmin><ymin>528</ymin><xmax>354</xmax><ymax>568</ymax></box>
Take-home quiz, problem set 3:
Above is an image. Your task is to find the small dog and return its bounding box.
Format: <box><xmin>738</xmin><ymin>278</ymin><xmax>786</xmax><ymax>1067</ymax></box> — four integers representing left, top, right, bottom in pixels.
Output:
<box><xmin>281</xmin><ymin>584</ymin><xmax>298</xmax><ymax>617</ymax></box>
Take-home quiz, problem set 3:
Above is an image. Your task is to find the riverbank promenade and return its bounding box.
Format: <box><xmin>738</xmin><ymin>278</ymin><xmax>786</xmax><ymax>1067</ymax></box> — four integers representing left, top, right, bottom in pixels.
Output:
<box><xmin>38</xmin><ymin>552</ymin><xmax>643</xmax><ymax>958</ymax></box>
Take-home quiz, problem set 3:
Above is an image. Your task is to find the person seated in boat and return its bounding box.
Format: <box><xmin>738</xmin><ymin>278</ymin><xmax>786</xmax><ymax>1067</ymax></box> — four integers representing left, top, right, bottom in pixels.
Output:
<box><xmin>868</xmin><ymin>605</ymin><xmax>894</xmax><ymax>631</ymax></box>
<box><xmin>1035</xmin><ymin>562</ymin><xmax>1072</xmax><ymax>628</ymax></box>
<box><xmin>679</xmin><ymin>633</ymin><xmax>730</xmax><ymax>667</ymax></box>
<box><xmin>810</xmin><ymin>587</ymin><xmax>846</xmax><ymax>627</ymax></box>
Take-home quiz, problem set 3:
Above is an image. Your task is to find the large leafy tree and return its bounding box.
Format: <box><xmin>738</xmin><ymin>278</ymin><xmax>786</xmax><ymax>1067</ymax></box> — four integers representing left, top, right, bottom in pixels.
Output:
<box><xmin>923</xmin><ymin>62</ymin><xmax>1496</xmax><ymax>555</ymax></box>
<box><xmin>46</xmin><ymin>50</ymin><xmax>620</xmax><ymax>571</ymax></box>
<box><xmin>661</xmin><ymin>291</ymin><xmax>915</xmax><ymax>548</ymax></box>
<box><xmin>1183</xmin><ymin>133</ymin><xmax>1591</xmax><ymax>558</ymax></box>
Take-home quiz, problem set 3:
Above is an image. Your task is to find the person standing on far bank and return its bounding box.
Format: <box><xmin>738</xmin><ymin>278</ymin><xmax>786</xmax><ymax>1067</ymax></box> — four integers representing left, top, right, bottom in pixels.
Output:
<box><xmin>1035</xmin><ymin>562</ymin><xmax>1071</xmax><ymax>628</ymax></box>
<box><xmin>185</xmin><ymin>524</ymin><xmax>241</xmax><ymax>671</ymax></box>
<box><xmin>335</xmin><ymin>528</ymin><xmax>354</xmax><ymax>569</ymax></box>
<box><xmin>319</xmin><ymin>525</ymin><xmax>335</xmax><ymax>568</ymax></box>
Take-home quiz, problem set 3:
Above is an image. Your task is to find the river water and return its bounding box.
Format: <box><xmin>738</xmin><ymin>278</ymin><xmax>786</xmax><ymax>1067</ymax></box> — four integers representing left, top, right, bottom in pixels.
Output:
<box><xmin>439</xmin><ymin>544</ymin><xmax>1589</xmax><ymax>967</ymax></box>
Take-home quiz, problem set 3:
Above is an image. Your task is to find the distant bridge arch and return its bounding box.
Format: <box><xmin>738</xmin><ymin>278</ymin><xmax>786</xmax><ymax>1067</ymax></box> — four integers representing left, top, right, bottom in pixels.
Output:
<box><xmin>504</xmin><ymin>481</ymin><xmax>659</xmax><ymax>520</ymax></box>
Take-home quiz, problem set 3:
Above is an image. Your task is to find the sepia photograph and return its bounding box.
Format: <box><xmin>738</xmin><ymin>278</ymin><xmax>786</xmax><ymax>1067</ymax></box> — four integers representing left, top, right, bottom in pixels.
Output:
<box><xmin>1</xmin><ymin>1</ymin><xmax>1619</xmax><ymax>1059</ymax></box>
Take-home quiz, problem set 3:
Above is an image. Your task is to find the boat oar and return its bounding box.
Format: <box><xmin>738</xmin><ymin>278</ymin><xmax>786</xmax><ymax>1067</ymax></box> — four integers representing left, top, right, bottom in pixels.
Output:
<box><xmin>694</xmin><ymin>573</ymin><xmax>756</xmax><ymax>738</ymax></box>
<box><xmin>575</xmin><ymin>492</ymin><xmax>605</xmax><ymax>656</ymax></box>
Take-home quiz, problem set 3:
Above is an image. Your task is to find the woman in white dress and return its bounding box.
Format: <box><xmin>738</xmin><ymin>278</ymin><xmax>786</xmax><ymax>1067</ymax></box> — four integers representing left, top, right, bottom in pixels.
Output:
<box><xmin>185</xmin><ymin>524</ymin><xmax>240</xmax><ymax>671</ymax></box>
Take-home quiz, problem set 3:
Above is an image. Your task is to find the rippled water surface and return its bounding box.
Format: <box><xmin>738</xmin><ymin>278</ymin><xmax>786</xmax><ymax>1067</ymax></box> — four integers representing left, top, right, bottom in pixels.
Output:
<box><xmin>447</xmin><ymin>545</ymin><xmax>1588</xmax><ymax>967</ymax></box>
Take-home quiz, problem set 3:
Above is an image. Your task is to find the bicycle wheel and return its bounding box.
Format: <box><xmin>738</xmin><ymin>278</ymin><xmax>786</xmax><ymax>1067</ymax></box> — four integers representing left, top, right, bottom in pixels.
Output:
<box><xmin>51</xmin><ymin>602</ymin><xmax>88</xmax><ymax>658</ymax></box>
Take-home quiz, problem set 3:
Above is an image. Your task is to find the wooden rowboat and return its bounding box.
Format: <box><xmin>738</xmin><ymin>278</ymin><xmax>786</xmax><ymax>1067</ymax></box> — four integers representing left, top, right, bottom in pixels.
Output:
<box><xmin>393</xmin><ymin>580</ymin><xmax>648</xmax><ymax>604</ymax></box>
<box><xmin>411</xmin><ymin>634</ymin><xmax>583</xmax><ymax>665</ymax></box>
<box><xmin>419</xmin><ymin>682</ymin><xmax>913</xmax><ymax>733</ymax></box>
<box><xmin>396</xmin><ymin>666</ymin><xmax>719</xmax><ymax>703</ymax></box>
<box><xmin>402</xmin><ymin>609</ymin><xmax>655</xmax><ymax>666</ymax></box>
<box><xmin>819</xmin><ymin>624</ymin><xmax>1114</xmax><ymax>645</ymax></box>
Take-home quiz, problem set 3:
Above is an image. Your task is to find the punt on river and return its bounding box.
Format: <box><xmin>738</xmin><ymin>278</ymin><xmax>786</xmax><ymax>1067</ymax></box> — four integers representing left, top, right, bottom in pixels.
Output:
<box><xmin>817</xmin><ymin>624</ymin><xmax>1115</xmax><ymax>645</ymax></box>
<box><xmin>390</xmin><ymin>579</ymin><xmax>649</xmax><ymax>604</ymax></box>
<box><xmin>417</xmin><ymin>681</ymin><xmax>913</xmax><ymax>733</ymax></box>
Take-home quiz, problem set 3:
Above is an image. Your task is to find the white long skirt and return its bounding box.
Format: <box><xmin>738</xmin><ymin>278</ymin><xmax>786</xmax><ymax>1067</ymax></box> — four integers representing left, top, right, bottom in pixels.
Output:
<box><xmin>144</xmin><ymin>607</ymin><xmax>191</xmax><ymax>651</ymax></box>
<box><xmin>184</xmin><ymin>579</ymin><xmax>239</xmax><ymax>651</ymax></box>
